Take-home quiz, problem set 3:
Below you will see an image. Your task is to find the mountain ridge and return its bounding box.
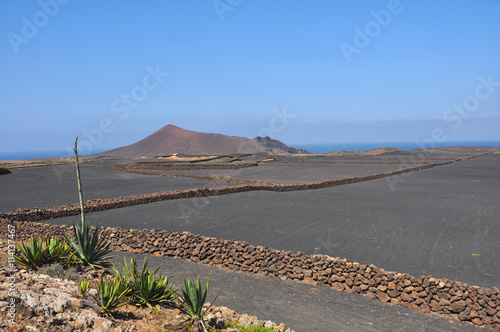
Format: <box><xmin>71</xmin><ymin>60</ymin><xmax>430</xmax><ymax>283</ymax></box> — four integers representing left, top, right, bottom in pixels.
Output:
<box><xmin>97</xmin><ymin>124</ymin><xmax>308</xmax><ymax>158</ymax></box>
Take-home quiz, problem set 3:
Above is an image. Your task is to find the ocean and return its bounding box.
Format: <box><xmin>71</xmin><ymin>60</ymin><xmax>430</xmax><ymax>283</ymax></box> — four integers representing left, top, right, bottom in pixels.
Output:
<box><xmin>293</xmin><ymin>141</ymin><xmax>500</xmax><ymax>154</ymax></box>
<box><xmin>1</xmin><ymin>141</ymin><xmax>499</xmax><ymax>160</ymax></box>
<box><xmin>0</xmin><ymin>150</ymin><xmax>106</xmax><ymax>161</ymax></box>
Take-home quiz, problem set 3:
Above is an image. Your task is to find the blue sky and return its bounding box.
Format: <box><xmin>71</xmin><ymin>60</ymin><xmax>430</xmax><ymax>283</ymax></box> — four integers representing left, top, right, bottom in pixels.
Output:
<box><xmin>1</xmin><ymin>0</ymin><xmax>499</xmax><ymax>156</ymax></box>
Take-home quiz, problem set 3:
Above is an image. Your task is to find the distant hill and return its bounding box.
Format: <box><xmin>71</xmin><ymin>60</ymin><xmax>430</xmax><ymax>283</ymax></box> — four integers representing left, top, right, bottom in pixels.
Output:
<box><xmin>96</xmin><ymin>125</ymin><xmax>309</xmax><ymax>158</ymax></box>
<box><xmin>325</xmin><ymin>147</ymin><xmax>400</xmax><ymax>157</ymax></box>
<box><xmin>325</xmin><ymin>146</ymin><xmax>499</xmax><ymax>157</ymax></box>
<box><xmin>436</xmin><ymin>146</ymin><xmax>498</xmax><ymax>152</ymax></box>
<box><xmin>254</xmin><ymin>136</ymin><xmax>309</xmax><ymax>154</ymax></box>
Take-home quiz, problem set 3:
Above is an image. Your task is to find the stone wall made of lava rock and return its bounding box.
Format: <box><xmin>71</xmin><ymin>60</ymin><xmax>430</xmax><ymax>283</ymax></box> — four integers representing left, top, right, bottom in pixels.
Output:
<box><xmin>1</xmin><ymin>163</ymin><xmax>443</xmax><ymax>223</ymax></box>
<box><xmin>109</xmin><ymin>162</ymin><xmax>258</xmax><ymax>172</ymax></box>
<box><xmin>6</xmin><ymin>219</ymin><xmax>500</xmax><ymax>331</ymax></box>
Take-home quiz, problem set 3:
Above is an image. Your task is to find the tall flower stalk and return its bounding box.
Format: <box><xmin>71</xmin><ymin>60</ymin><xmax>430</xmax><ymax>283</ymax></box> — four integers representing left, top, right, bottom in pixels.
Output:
<box><xmin>73</xmin><ymin>137</ymin><xmax>86</xmax><ymax>223</ymax></box>
<box><xmin>66</xmin><ymin>137</ymin><xmax>113</xmax><ymax>270</ymax></box>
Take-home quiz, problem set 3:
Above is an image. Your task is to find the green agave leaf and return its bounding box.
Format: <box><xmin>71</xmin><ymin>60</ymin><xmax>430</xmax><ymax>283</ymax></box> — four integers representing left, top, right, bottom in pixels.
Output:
<box><xmin>181</xmin><ymin>276</ymin><xmax>210</xmax><ymax>319</ymax></box>
<box><xmin>115</xmin><ymin>257</ymin><xmax>176</xmax><ymax>309</ymax></box>
<box><xmin>66</xmin><ymin>222</ymin><xmax>114</xmax><ymax>270</ymax></box>
<box><xmin>92</xmin><ymin>277</ymin><xmax>130</xmax><ymax>317</ymax></box>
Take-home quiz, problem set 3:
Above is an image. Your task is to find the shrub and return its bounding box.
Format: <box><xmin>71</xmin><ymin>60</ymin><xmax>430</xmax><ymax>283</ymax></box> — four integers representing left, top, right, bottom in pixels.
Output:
<box><xmin>0</xmin><ymin>168</ymin><xmax>11</xmax><ymax>175</ymax></box>
<box><xmin>38</xmin><ymin>263</ymin><xmax>65</xmax><ymax>277</ymax></box>
<box><xmin>62</xmin><ymin>266</ymin><xmax>81</xmax><ymax>282</ymax></box>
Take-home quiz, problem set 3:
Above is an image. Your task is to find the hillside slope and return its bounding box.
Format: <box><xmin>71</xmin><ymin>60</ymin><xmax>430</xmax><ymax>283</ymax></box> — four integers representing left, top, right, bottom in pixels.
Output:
<box><xmin>97</xmin><ymin>125</ymin><xmax>308</xmax><ymax>158</ymax></box>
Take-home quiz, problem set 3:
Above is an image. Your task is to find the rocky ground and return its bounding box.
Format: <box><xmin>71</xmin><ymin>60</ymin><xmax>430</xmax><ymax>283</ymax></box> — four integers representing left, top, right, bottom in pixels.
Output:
<box><xmin>0</xmin><ymin>242</ymin><xmax>292</xmax><ymax>332</ymax></box>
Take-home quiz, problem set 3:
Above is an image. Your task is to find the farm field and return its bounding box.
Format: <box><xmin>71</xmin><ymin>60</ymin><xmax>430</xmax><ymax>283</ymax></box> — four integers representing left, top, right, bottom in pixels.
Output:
<box><xmin>44</xmin><ymin>155</ymin><xmax>500</xmax><ymax>289</ymax></box>
<box><xmin>2</xmin><ymin>149</ymin><xmax>499</xmax><ymax>331</ymax></box>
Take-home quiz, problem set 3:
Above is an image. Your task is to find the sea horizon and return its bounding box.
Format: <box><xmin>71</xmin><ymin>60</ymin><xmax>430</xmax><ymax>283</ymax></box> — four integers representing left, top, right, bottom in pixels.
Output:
<box><xmin>290</xmin><ymin>140</ymin><xmax>500</xmax><ymax>154</ymax></box>
<box><xmin>1</xmin><ymin>140</ymin><xmax>499</xmax><ymax>161</ymax></box>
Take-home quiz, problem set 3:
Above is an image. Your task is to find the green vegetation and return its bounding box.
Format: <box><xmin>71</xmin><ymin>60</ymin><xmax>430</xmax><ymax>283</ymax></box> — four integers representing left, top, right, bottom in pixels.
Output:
<box><xmin>14</xmin><ymin>137</ymin><xmax>217</xmax><ymax>324</ymax></box>
<box><xmin>225</xmin><ymin>322</ymin><xmax>279</xmax><ymax>332</ymax></box>
<box><xmin>78</xmin><ymin>279</ymin><xmax>91</xmax><ymax>298</ymax></box>
<box><xmin>114</xmin><ymin>257</ymin><xmax>178</xmax><ymax>309</ymax></box>
<box><xmin>92</xmin><ymin>276</ymin><xmax>131</xmax><ymax>317</ymax></box>
<box><xmin>73</xmin><ymin>137</ymin><xmax>86</xmax><ymax>223</ymax></box>
<box><xmin>45</xmin><ymin>236</ymin><xmax>76</xmax><ymax>268</ymax></box>
<box><xmin>172</xmin><ymin>276</ymin><xmax>212</xmax><ymax>332</ymax></box>
<box><xmin>65</xmin><ymin>220</ymin><xmax>113</xmax><ymax>270</ymax></box>
<box><xmin>14</xmin><ymin>231</ymin><xmax>111</xmax><ymax>272</ymax></box>
<box><xmin>15</xmin><ymin>237</ymin><xmax>52</xmax><ymax>271</ymax></box>
<box><xmin>15</xmin><ymin>237</ymin><xmax>73</xmax><ymax>271</ymax></box>
<box><xmin>64</xmin><ymin>137</ymin><xmax>114</xmax><ymax>270</ymax></box>
<box><xmin>213</xmin><ymin>176</ymin><xmax>231</xmax><ymax>183</ymax></box>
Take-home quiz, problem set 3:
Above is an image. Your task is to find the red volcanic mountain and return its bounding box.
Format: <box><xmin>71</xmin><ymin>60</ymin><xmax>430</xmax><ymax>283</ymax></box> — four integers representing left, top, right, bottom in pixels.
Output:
<box><xmin>98</xmin><ymin>125</ymin><xmax>308</xmax><ymax>158</ymax></box>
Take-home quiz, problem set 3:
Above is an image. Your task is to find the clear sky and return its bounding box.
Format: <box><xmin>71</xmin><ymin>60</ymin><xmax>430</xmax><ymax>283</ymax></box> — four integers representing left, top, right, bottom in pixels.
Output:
<box><xmin>1</xmin><ymin>0</ymin><xmax>499</xmax><ymax>156</ymax></box>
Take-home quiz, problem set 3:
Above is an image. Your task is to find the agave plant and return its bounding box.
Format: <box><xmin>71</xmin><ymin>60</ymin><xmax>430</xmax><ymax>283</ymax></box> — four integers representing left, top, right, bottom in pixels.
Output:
<box><xmin>92</xmin><ymin>276</ymin><xmax>130</xmax><ymax>317</ymax></box>
<box><xmin>114</xmin><ymin>257</ymin><xmax>177</xmax><ymax>309</ymax></box>
<box><xmin>78</xmin><ymin>279</ymin><xmax>91</xmax><ymax>298</ymax></box>
<box><xmin>45</xmin><ymin>236</ymin><xmax>76</xmax><ymax>268</ymax></box>
<box><xmin>66</xmin><ymin>137</ymin><xmax>113</xmax><ymax>270</ymax></box>
<box><xmin>65</xmin><ymin>221</ymin><xmax>114</xmax><ymax>270</ymax></box>
<box><xmin>14</xmin><ymin>237</ymin><xmax>48</xmax><ymax>271</ymax></box>
<box><xmin>14</xmin><ymin>236</ymin><xmax>71</xmax><ymax>271</ymax></box>
<box><xmin>172</xmin><ymin>276</ymin><xmax>215</xmax><ymax>332</ymax></box>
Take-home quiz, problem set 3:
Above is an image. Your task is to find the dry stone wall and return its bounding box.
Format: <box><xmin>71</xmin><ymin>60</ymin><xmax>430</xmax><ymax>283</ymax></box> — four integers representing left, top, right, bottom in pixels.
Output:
<box><xmin>110</xmin><ymin>162</ymin><xmax>258</xmax><ymax>171</ymax></box>
<box><xmin>6</xmin><ymin>219</ymin><xmax>500</xmax><ymax>331</ymax></box>
<box><xmin>2</xmin><ymin>163</ymin><xmax>445</xmax><ymax>223</ymax></box>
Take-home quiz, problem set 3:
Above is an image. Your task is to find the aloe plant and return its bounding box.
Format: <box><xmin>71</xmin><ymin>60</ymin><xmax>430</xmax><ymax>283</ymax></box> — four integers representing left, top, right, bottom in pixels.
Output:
<box><xmin>113</xmin><ymin>257</ymin><xmax>177</xmax><ymax>309</ymax></box>
<box><xmin>92</xmin><ymin>277</ymin><xmax>130</xmax><ymax>317</ymax></box>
